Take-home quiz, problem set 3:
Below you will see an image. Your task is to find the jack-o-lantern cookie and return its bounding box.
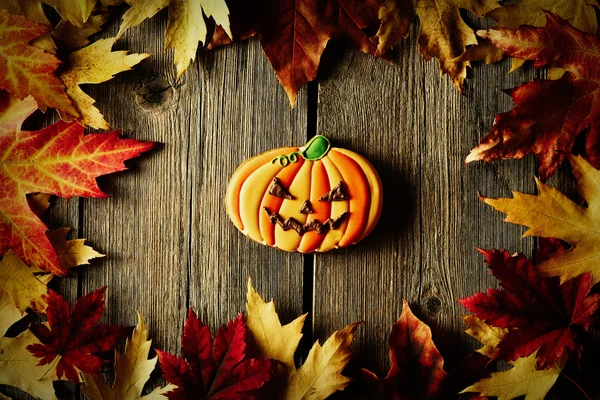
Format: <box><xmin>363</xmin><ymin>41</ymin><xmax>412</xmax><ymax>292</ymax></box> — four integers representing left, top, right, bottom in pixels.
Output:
<box><xmin>226</xmin><ymin>135</ymin><xmax>383</xmax><ymax>252</ymax></box>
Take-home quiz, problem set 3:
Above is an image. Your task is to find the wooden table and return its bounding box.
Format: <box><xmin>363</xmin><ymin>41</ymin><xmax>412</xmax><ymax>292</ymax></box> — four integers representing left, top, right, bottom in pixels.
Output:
<box><xmin>12</xmin><ymin>9</ymin><xmax>589</xmax><ymax>400</ymax></box>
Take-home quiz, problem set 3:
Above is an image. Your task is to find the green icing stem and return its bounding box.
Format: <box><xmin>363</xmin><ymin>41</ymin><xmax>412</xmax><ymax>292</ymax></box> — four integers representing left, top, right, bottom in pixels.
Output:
<box><xmin>272</xmin><ymin>135</ymin><xmax>331</xmax><ymax>167</ymax></box>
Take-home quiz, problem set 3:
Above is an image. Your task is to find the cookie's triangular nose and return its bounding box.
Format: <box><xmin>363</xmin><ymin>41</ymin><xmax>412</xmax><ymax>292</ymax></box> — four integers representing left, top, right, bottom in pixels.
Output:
<box><xmin>299</xmin><ymin>200</ymin><xmax>314</xmax><ymax>214</ymax></box>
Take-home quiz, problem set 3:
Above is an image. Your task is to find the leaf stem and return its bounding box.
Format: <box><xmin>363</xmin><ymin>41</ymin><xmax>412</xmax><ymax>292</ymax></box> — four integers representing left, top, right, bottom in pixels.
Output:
<box><xmin>560</xmin><ymin>370</ymin><xmax>592</xmax><ymax>400</ymax></box>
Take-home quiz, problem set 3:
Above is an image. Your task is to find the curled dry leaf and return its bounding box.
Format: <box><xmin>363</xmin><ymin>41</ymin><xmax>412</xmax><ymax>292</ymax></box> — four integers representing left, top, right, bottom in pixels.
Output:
<box><xmin>460</xmin><ymin>247</ymin><xmax>600</xmax><ymax>368</ymax></box>
<box><xmin>246</xmin><ymin>278</ymin><xmax>359</xmax><ymax>400</ymax></box>
<box><xmin>157</xmin><ymin>310</ymin><xmax>277</xmax><ymax>400</ymax></box>
<box><xmin>376</xmin><ymin>0</ymin><xmax>499</xmax><ymax>91</ymax></box>
<box><xmin>59</xmin><ymin>37</ymin><xmax>150</xmax><ymax>129</ymax></box>
<box><xmin>357</xmin><ymin>299</ymin><xmax>448</xmax><ymax>399</ymax></box>
<box><xmin>117</xmin><ymin>0</ymin><xmax>231</xmax><ymax>79</ymax></box>
<box><xmin>466</xmin><ymin>13</ymin><xmax>600</xmax><ymax>179</ymax></box>
<box><xmin>0</xmin><ymin>91</ymin><xmax>153</xmax><ymax>276</ymax></box>
<box><xmin>82</xmin><ymin>312</ymin><xmax>174</xmax><ymax>400</ymax></box>
<box><xmin>27</xmin><ymin>287</ymin><xmax>130</xmax><ymax>382</ymax></box>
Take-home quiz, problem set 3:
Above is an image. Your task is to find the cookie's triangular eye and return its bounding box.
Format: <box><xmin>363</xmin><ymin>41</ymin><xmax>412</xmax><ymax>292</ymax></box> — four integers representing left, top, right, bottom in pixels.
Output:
<box><xmin>269</xmin><ymin>177</ymin><xmax>293</xmax><ymax>199</ymax></box>
<box><xmin>319</xmin><ymin>182</ymin><xmax>349</xmax><ymax>202</ymax></box>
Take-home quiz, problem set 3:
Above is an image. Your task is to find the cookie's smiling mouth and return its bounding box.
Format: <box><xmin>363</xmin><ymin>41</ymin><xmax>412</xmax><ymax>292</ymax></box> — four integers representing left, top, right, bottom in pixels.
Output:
<box><xmin>263</xmin><ymin>207</ymin><xmax>349</xmax><ymax>236</ymax></box>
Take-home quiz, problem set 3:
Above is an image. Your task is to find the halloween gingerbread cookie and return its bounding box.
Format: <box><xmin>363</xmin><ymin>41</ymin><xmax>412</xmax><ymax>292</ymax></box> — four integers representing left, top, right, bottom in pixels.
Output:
<box><xmin>226</xmin><ymin>136</ymin><xmax>383</xmax><ymax>252</ymax></box>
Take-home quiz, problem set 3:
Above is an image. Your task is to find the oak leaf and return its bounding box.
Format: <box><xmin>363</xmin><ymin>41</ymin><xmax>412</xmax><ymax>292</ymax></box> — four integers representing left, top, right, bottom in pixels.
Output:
<box><xmin>0</xmin><ymin>330</ymin><xmax>58</xmax><ymax>400</ymax></box>
<box><xmin>117</xmin><ymin>0</ymin><xmax>230</xmax><ymax>79</ymax></box>
<box><xmin>82</xmin><ymin>312</ymin><xmax>174</xmax><ymax>400</ymax></box>
<box><xmin>59</xmin><ymin>37</ymin><xmax>150</xmax><ymax>129</ymax></box>
<box><xmin>157</xmin><ymin>310</ymin><xmax>277</xmax><ymax>400</ymax></box>
<box><xmin>459</xmin><ymin>247</ymin><xmax>600</xmax><ymax>368</ymax></box>
<box><xmin>465</xmin><ymin>13</ymin><xmax>600</xmax><ymax>179</ymax></box>
<box><xmin>27</xmin><ymin>287</ymin><xmax>130</xmax><ymax>382</ymax></box>
<box><xmin>209</xmin><ymin>0</ymin><xmax>382</xmax><ymax>106</ymax></box>
<box><xmin>461</xmin><ymin>352</ymin><xmax>564</xmax><ymax>400</ymax></box>
<box><xmin>357</xmin><ymin>299</ymin><xmax>448</xmax><ymax>399</ymax></box>
<box><xmin>0</xmin><ymin>9</ymin><xmax>77</xmax><ymax>116</ymax></box>
<box><xmin>484</xmin><ymin>155</ymin><xmax>600</xmax><ymax>284</ymax></box>
<box><xmin>376</xmin><ymin>0</ymin><xmax>499</xmax><ymax>91</ymax></box>
<box><xmin>0</xmin><ymin>91</ymin><xmax>153</xmax><ymax>276</ymax></box>
<box><xmin>246</xmin><ymin>278</ymin><xmax>359</xmax><ymax>400</ymax></box>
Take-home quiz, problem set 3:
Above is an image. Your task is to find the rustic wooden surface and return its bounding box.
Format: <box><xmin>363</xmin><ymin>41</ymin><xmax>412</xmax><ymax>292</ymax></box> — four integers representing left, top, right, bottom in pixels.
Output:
<box><xmin>4</xmin><ymin>7</ymin><xmax>591</xmax><ymax>400</ymax></box>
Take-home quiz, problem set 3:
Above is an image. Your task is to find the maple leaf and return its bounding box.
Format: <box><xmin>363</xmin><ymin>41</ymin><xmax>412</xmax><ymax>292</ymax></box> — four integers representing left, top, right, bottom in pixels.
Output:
<box><xmin>245</xmin><ymin>278</ymin><xmax>359</xmax><ymax>399</ymax></box>
<box><xmin>82</xmin><ymin>312</ymin><xmax>175</xmax><ymax>400</ymax></box>
<box><xmin>376</xmin><ymin>0</ymin><xmax>499</xmax><ymax>92</ymax></box>
<box><xmin>157</xmin><ymin>309</ymin><xmax>277</xmax><ymax>400</ymax></box>
<box><xmin>47</xmin><ymin>228</ymin><xmax>104</xmax><ymax>268</ymax></box>
<box><xmin>462</xmin><ymin>315</ymin><xmax>507</xmax><ymax>359</ymax></box>
<box><xmin>42</xmin><ymin>0</ymin><xmax>96</xmax><ymax>27</ymax></box>
<box><xmin>484</xmin><ymin>155</ymin><xmax>600</xmax><ymax>284</ymax></box>
<box><xmin>53</xmin><ymin>12</ymin><xmax>110</xmax><ymax>53</ymax></box>
<box><xmin>357</xmin><ymin>299</ymin><xmax>448</xmax><ymax>399</ymax></box>
<box><xmin>0</xmin><ymin>330</ymin><xmax>58</xmax><ymax>400</ymax></box>
<box><xmin>209</xmin><ymin>0</ymin><xmax>382</xmax><ymax>106</ymax></box>
<box><xmin>0</xmin><ymin>251</ymin><xmax>51</xmax><ymax>316</ymax></box>
<box><xmin>27</xmin><ymin>287</ymin><xmax>130</xmax><ymax>382</ymax></box>
<box><xmin>0</xmin><ymin>8</ymin><xmax>77</xmax><ymax>116</ymax></box>
<box><xmin>459</xmin><ymin>247</ymin><xmax>600</xmax><ymax>368</ymax></box>
<box><xmin>461</xmin><ymin>351</ymin><xmax>564</xmax><ymax>400</ymax></box>
<box><xmin>0</xmin><ymin>91</ymin><xmax>153</xmax><ymax>276</ymax></box>
<box><xmin>116</xmin><ymin>0</ymin><xmax>230</xmax><ymax>79</ymax></box>
<box><xmin>59</xmin><ymin>37</ymin><xmax>150</xmax><ymax>129</ymax></box>
<box><xmin>465</xmin><ymin>12</ymin><xmax>600</xmax><ymax>179</ymax></box>
<box><xmin>459</xmin><ymin>0</ymin><xmax>598</xmax><ymax>68</ymax></box>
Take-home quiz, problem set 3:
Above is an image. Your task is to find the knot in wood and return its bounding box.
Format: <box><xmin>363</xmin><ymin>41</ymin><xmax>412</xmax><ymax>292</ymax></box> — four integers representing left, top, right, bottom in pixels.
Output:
<box><xmin>135</xmin><ymin>76</ymin><xmax>176</xmax><ymax>112</ymax></box>
<box><xmin>422</xmin><ymin>295</ymin><xmax>442</xmax><ymax>317</ymax></box>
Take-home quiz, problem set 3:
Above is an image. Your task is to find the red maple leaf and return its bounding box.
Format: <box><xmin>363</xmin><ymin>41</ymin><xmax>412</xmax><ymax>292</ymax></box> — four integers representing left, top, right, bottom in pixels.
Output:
<box><xmin>157</xmin><ymin>309</ymin><xmax>277</xmax><ymax>400</ymax></box>
<box><xmin>356</xmin><ymin>299</ymin><xmax>449</xmax><ymax>399</ymax></box>
<box><xmin>460</xmin><ymin>247</ymin><xmax>600</xmax><ymax>369</ymax></box>
<box><xmin>27</xmin><ymin>287</ymin><xmax>129</xmax><ymax>382</ymax></box>
<box><xmin>465</xmin><ymin>12</ymin><xmax>600</xmax><ymax>180</ymax></box>
<box><xmin>0</xmin><ymin>9</ymin><xmax>77</xmax><ymax>117</ymax></box>
<box><xmin>208</xmin><ymin>0</ymin><xmax>381</xmax><ymax>106</ymax></box>
<box><xmin>0</xmin><ymin>91</ymin><xmax>153</xmax><ymax>275</ymax></box>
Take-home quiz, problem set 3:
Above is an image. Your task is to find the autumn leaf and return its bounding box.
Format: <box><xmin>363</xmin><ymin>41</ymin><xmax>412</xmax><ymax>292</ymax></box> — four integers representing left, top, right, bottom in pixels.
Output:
<box><xmin>376</xmin><ymin>0</ymin><xmax>499</xmax><ymax>91</ymax></box>
<box><xmin>465</xmin><ymin>12</ymin><xmax>600</xmax><ymax>179</ymax></box>
<box><xmin>117</xmin><ymin>0</ymin><xmax>230</xmax><ymax>79</ymax></box>
<box><xmin>209</xmin><ymin>0</ymin><xmax>382</xmax><ymax>106</ymax></box>
<box><xmin>0</xmin><ymin>251</ymin><xmax>51</xmax><ymax>316</ymax></box>
<box><xmin>0</xmin><ymin>91</ymin><xmax>153</xmax><ymax>276</ymax></box>
<box><xmin>0</xmin><ymin>8</ymin><xmax>77</xmax><ymax>116</ymax></box>
<box><xmin>459</xmin><ymin>247</ymin><xmax>600</xmax><ymax>368</ymax></box>
<box><xmin>459</xmin><ymin>0</ymin><xmax>598</xmax><ymax>68</ymax></box>
<box><xmin>462</xmin><ymin>315</ymin><xmax>507</xmax><ymax>359</ymax></box>
<box><xmin>157</xmin><ymin>309</ymin><xmax>277</xmax><ymax>400</ymax></box>
<box><xmin>0</xmin><ymin>290</ymin><xmax>23</xmax><ymax>335</ymax></box>
<box><xmin>461</xmin><ymin>352</ymin><xmax>564</xmax><ymax>400</ymax></box>
<box><xmin>59</xmin><ymin>37</ymin><xmax>150</xmax><ymax>129</ymax></box>
<box><xmin>27</xmin><ymin>287</ymin><xmax>130</xmax><ymax>382</ymax></box>
<box><xmin>0</xmin><ymin>330</ymin><xmax>58</xmax><ymax>400</ymax></box>
<box><xmin>82</xmin><ymin>312</ymin><xmax>174</xmax><ymax>400</ymax></box>
<box><xmin>357</xmin><ymin>299</ymin><xmax>448</xmax><ymax>399</ymax></box>
<box><xmin>246</xmin><ymin>278</ymin><xmax>359</xmax><ymax>399</ymax></box>
<box><xmin>47</xmin><ymin>228</ymin><xmax>104</xmax><ymax>268</ymax></box>
<box><xmin>42</xmin><ymin>0</ymin><xmax>96</xmax><ymax>27</ymax></box>
<box><xmin>53</xmin><ymin>11</ymin><xmax>110</xmax><ymax>53</ymax></box>
<box><xmin>484</xmin><ymin>155</ymin><xmax>600</xmax><ymax>284</ymax></box>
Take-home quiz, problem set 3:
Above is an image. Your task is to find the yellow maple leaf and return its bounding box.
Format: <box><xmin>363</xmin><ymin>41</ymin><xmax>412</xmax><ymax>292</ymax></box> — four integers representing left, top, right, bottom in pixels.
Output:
<box><xmin>59</xmin><ymin>37</ymin><xmax>150</xmax><ymax>129</ymax></box>
<box><xmin>0</xmin><ymin>252</ymin><xmax>50</xmax><ymax>315</ymax></box>
<box><xmin>483</xmin><ymin>155</ymin><xmax>600</xmax><ymax>285</ymax></box>
<box><xmin>462</xmin><ymin>315</ymin><xmax>507</xmax><ymax>359</ymax></box>
<box><xmin>0</xmin><ymin>290</ymin><xmax>22</xmax><ymax>335</ymax></box>
<box><xmin>47</xmin><ymin>228</ymin><xmax>104</xmax><ymax>268</ymax></box>
<box><xmin>43</xmin><ymin>0</ymin><xmax>96</xmax><ymax>27</ymax></box>
<box><xmin>377</xmin><ymin>0</ymin><xmax>499</xmax><ymax>91</ymax></box>
<box><xmin>246</xmin><ymin>279</ymin><xmax>358</xmax><ymax>400</ymax></box>
<box><xmin>117</xmin><ymin>0</ymin><xmax>230</xmax><ymax>79</ymax></box>
<box><xmin>0</xmin><ymin>330</ymin><xmax>58</xmax><ymax>400</ymax></box>
<box><xmin>53</xmin><ymin>12</ymin><xmax>110</xmax><ymax>53</ymax></box>
<box><xmin>82</xmin><ymin>312</ymin><xmax>174</xmax><ymax>400</ymax></box>
<box><xmin>461</xmin><ymin>352</ymin><xmax>563</xmax><ymax>400</ymax></box>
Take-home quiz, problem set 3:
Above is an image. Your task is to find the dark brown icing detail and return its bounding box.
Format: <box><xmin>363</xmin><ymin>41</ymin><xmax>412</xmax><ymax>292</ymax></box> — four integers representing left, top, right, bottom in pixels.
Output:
<box><xmin>269</xmin><ymin>177</ymin><xmax>293</xmax><ymax>199</ymax></box>
<box><xmin>299</xmin><ymin>200</ymin><xmax>314</xmax><ymax>214</ymax></box>
<box><xmin>263</xmin><ymin>207</ymin><xmax>348</xmax><ymax>236</ymax></box>
<box><xmin>318</xmin><ymin>181</ymin><xmax>349</xmax><ymax>202</ymax></box>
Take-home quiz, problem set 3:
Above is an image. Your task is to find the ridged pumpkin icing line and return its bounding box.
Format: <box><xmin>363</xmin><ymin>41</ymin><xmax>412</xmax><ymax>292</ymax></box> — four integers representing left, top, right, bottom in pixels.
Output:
<box><xmin>335</xmin><ymin>148</ymin><xmax>382</xmax><ymax>240</ymax></box>
<box><xmin>274</xmin><ymin>160</ymin><xmax>314</xmax><ymax>252</ymax></box>
<box><xmin>298</xmin><ymin>160</ymin><xmax>331</xmax><ymax>253</ymax></box>
<box><xmin>328</xmin><ymin>149</ymin><xmax>371</xmax><ymax>247</ymax></box>
<box><xmin>259</xmin><ymin>158</ymin><xmax>305</xmax><ymax>246</ymax></box>
<box><xmin>226</xmin><ymin>147</ymin><xmax>294</xmax><ymax>230</ymax></box>
<box><xmin>318</xmin><ymin>156</ymin><xmax>350</xmax><ymax>252</ymax></box>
